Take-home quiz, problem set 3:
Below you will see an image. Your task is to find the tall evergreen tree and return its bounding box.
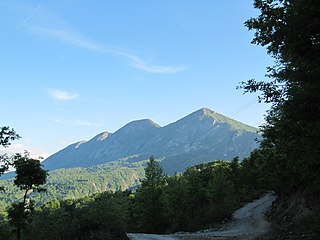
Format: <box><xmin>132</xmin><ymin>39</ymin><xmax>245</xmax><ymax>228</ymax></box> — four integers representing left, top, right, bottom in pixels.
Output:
<box><xmin>136</xmin><ymin>156</ymin><xmax>167</xmax><ymax>233</ymax></box>
<box><xmin>164</xmin><ymin>174</ymin><xmax>189</xmax><ymax>231</ymax></box>
<box><xmin>207</xmin><ymin>170</ymin><xmax>236</xmax><ymax>221</ymax></box>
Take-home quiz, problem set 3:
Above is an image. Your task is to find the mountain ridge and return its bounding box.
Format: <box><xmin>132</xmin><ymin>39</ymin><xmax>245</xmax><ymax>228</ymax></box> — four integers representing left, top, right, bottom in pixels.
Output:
<box><xmin>42</xmin><ymin>108</ymin><xmax>260</xmax><ymax>173</ymax></box>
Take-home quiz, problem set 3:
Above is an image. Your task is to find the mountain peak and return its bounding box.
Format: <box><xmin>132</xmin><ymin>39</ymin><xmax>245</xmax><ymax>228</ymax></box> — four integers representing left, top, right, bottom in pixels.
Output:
<box><xmin>202</xmin><ymin>107</ymin><xmax>215</xmax><ymax>115</ymax></box>
<box><xmin>187</xmin><ymin>107</ymin><xmax>258</xmax><ymax>133</ymax></box>
<box><xmin>42</xmin><ymin>108</ymin><xmax>260</xmax><ymax>172</ymax></box>
<box><xmin>97</xmin><ymin>131</ymin><xmax>110</xmax><ymax>141</ymax></box>
<box><xmin>190</xmin><ymin>107</ymin><xmax>214</xmax><ymax>116</ymax></box>
<box><xmin>181</xmin><ymin>108</ymin><xmax>215</xmax><ymax>121</ymax></box>
<box><xmin>124</xmin><ymin>119</ymin><xmax>160</xmax><ymax>129</ymax></box>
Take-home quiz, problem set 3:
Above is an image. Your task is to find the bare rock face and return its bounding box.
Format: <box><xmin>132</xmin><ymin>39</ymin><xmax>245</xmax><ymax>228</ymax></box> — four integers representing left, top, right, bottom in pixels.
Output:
<box><xmin>42</xmin><ymin>108</ymin><xmax>261</xmax><ymax>173</ymax></box>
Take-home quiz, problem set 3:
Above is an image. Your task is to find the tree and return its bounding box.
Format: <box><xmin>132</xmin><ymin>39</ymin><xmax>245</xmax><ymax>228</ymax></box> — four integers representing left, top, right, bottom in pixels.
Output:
<box><xmin>12</xmin><ymin>152</ymin><xmax>48</xmax><ymax>205</ymax></box>
<box><xmin>164</xmin><ymin>174</ymin><xmax>189</xmax><ymax>232</ymax></box>
<box><xmin>183</xmin><ymin>163</ymin><xmax>214</xmax><ymax>229</ymax></box>
<box><xmin>7</xmin><ymin>202</ymin><xmax>33</xmax><ymax>240</ymax></box>
<box><xmin>207</xmin><ymin>169</ymin><xmax>236</xmax><ymax>221</ymax></box>
<box><xmin>0</xmin><ymin>127</ymin><xmax>20</xmax><ymax>148</ymax></box>
<box><xmin>8</xmin><ymin>152</ymin><xmax>48</xmax><ymax>240</ymax></box>
<box><xmin>0</xmin><ymin>127</ymin><xmax>20</xmax><ymax>176</ymax></box>
<box><xmin>240</xmin><ymin>0</ymin><xmax>320</xmax><ymax>195</ymax></box>
<box><xmin>136</xmin><ymin>156</ymin><xmax>167</xmax><ymax>233</ymax></box>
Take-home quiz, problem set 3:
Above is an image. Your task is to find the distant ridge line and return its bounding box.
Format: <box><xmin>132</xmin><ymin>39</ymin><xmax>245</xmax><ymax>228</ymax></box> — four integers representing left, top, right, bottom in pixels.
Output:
<box><xmin>40</xmin><ymin>107</ymin><xmax>261</xmax><ymax>173</ymax></box>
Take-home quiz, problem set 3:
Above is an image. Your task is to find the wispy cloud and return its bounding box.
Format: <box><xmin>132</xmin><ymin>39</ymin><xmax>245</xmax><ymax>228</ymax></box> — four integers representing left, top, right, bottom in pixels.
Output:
<box><xmin>32</xmin><ymin>26</ymin><xmax>186</xmax><ymax>74</ymax></box>
<box><xmin>52</xmin><ymin>118</ymin><xmax>63</xmax><ymax>124</ymax></box>
<box><xmin>32</xmin><ymin>27</ymin><xmax>102</xmax><ymax>51</ymax></box>
<box><xmin>33</xmin><ymin>27</ymin><xmax>186</xmax><ymax>73</ymax></box>
<box><xmin>16</xmin><ymin>0</ymin><xmax>45</xmax><ymax>29</ymax></box>
<box><xmin>116</xmin><ymin>51</ymin><xmax>187</xmax><ymax>74</ymax></box>
<box><xmin>49</xmin><ymin>89</ymin><xmax>79</xmax><ymax>101</ymax></box>
<box><xmin>14</xmin><ymin>1</ymin><xmax>186</xmax><ymax>74</ymax></box>
<box><xmin>30</xmin><ymin>17</ymin><xmax>186</xmax><ymax>74</ymax></box>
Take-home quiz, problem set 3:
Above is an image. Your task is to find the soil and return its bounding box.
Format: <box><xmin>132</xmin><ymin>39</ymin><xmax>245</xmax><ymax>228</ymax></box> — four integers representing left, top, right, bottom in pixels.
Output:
<box><xmin>127</xmin><ymin>192</ymin><xmax>276</xmax><ymax>240</ymax></box>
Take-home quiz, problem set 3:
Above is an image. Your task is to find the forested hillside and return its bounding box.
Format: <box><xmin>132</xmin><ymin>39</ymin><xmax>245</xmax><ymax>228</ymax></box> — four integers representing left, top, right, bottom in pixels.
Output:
<box><xmin>0</xmin><ymin>156</ymin><xmax>266</xmax><ymax>239</ymax></box>
<box><xmin>0</xmin><ymin>159</ymin><xmax>146</xmax><ymax>212</ymax></box>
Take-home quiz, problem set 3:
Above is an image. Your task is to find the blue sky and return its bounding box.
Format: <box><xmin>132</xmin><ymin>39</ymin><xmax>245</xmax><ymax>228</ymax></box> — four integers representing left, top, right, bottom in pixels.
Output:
<box><xmin>0</xmin><ymin>0</ymin><xmax>272</xmax><ymax>158</ymax></box>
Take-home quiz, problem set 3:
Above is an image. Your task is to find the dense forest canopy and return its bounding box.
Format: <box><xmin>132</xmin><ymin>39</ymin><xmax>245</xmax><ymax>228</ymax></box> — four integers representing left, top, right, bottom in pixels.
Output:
<box><xmin>1</xmin><ymin>157</ymin><xmax>265</xmax><ymax>239</ymax></box>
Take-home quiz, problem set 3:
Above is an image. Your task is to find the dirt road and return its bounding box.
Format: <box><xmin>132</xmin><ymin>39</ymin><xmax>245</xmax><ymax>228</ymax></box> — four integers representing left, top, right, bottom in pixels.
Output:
<box><xmin>127</xmin><ymin>192</ymin><xmax>276</xmax><ymax>240</ymax></box>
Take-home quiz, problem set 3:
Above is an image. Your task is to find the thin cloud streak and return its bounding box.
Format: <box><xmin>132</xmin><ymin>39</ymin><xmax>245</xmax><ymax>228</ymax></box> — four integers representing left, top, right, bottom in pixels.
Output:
<box><xmin>49</xmin><ymin>89</ymin><xmax>79</xmax><ymax>101</ymax></box>
<box><xmin>32</xmin><ymin>27</ymin><xmax>103</xmax><ymax>51</ymax></box>
<box><xmin>52</xmin><ymin>118</ymin><xmax>63</xmax><ymax>124</ymax></box>
<box><xmin>17</xmin><ymin>0</ymin><xmax>45</xmax><ymax>29</ymax></box>
<box><xmin>115</xmin><ymin>51</ymin><xmax>187</xmax><ymax>73</ymax></box>
<box><xmin>32</xmin><ymin>26</ymin><xmax>186</xmax><ymax>74</ymax></box>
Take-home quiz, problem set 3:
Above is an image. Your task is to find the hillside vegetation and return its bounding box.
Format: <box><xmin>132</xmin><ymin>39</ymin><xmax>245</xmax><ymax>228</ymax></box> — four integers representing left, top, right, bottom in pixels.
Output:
<box><xmin>0</xmin><ymin>159</ymin><xmax>146</xmax><ymax>211</ymax></box>
<box><xmin>0</xmin><ymin>157</ymin><xmax>266</xmax><ymax>239</ymax></box>
<box><xmin>238</xmin><ymin>0</ymin><xmax>320</xmax><ymax>237</ymax></box>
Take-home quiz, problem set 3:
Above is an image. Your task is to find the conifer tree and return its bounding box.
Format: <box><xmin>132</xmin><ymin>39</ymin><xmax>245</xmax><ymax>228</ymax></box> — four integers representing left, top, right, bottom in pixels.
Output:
<box><xmin>136</xmin><ymin>156</ymin><xmax>166</xmax><ymax>233</ymax></box>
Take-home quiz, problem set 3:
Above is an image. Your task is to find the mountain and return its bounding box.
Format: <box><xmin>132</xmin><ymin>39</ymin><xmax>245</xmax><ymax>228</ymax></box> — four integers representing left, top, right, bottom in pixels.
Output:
<box><xmin>0</xmin><ymin>108</ymin><xmax>261</xmax><ymax>207</ymax></box>
<box><xmin>42</xmin><ymin>108</ymin><xmax>260</xmax><ymax>173</ymax></box>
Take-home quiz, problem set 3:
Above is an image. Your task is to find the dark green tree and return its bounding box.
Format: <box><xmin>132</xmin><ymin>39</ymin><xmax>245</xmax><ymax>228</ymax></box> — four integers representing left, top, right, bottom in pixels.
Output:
<box><xmin>207</xmin><ymin>169</ymin><xmax>236</xmax><ymax>221</ymax></box>
<box><xmin>29</xmin><ymin>202</ymin><xmax>74</xmax><ymax>240</ymax></box>
<box><xmin>0</xmin><ymin>127</ymin><xmax>20</xmax><ymax>148</ymax></box>
<box><xmin>240</xmin><ymin>0</ymin><xmax>320</xmax><ymax>195</ymax></box>
<box><xmin>12</xmin><ymin>152</ymin><xmax>48</xmax><ymax>205</ymax></box>
<box><xmin>164</xmin><ymin>174</ymin><xmax>189</xmax><ymax>232</ymax></box>
<box><xmin>136</xmin><ymin>156</ymin><xmax>167</xmax><ymax>233</ymax></box>
<box><xmin>184</xmin><ymin>163</ymin><xmax>212</xmax><ymax>229</ymax></box>
<box><xmin>0</xmin><ymin>127</ymin><xmax>20</xmax><ymax>177</ymax></box>
<box><xmin>7</xmin><ymin>202</ymin><xmax>33</xmax><ymax>240</ymax></box>
<box><xmin>26</xmin><ymin>192</ymin><xmax>129</xmax><ymax>240</ymax></box>
<box><xmin>8</xmin><ymin>152</ymin><xmax>48</xmax><ymax>240</ymax></box>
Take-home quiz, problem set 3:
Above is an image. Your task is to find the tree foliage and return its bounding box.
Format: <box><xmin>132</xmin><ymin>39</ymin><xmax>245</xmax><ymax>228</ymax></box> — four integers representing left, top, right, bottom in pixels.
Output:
<box><xmin>134</xmin><ymin>156</ymin><xmax>167</xmax><ymax>233</ymax></box>
<box><xmin>7</xmin><ymin>152</ymin><xmax>48</xmax><ymax>240</ymax></box>
<box><xmin>0</xmin><ymin>127</ymin><xmax>20</xmax><ymax>177</ymax></box>
<box><xmin>1</xmin><ymin>157</ymin><xmax>266</xmax><ymax>238</ymax></box>
<box><xmin>0</xmin><ymin>159</ymin><xmax>146</xmax><ymax>209</ymax></box>
<box><xmin>0</xmin><ymin>127</ymin><xmax>20</xmax><ymax>149</ymax></box>
<box><xmin>25</xmin><ymin>191</ymin><xmax>129</xmax><ymax>240</ymax></box>
<box><xmin>12</xmin><ymin>152</ymin><xmax>48</xmax><ymax>200</ymax></box>
<box><xmin>240</xmin><ymin>0</ymin><xmax>320</xmax><ymax>195</ymax></box>
<box><xmin>130</xmin><ymin>158</ymin><xmax>264</xmax><ymax>234</ymax></box>
<box><xmin>7</xmin><ymin>202</ymin><xmax>33</xmax><ymax>240</ymax></box>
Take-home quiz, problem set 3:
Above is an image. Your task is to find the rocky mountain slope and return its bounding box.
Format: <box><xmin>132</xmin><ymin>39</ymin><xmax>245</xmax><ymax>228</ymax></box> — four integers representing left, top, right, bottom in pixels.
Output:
<box><xmin>42</xmin><ymin>108</ymin><xmax>260</xmax><ymax>173</ymax></box>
